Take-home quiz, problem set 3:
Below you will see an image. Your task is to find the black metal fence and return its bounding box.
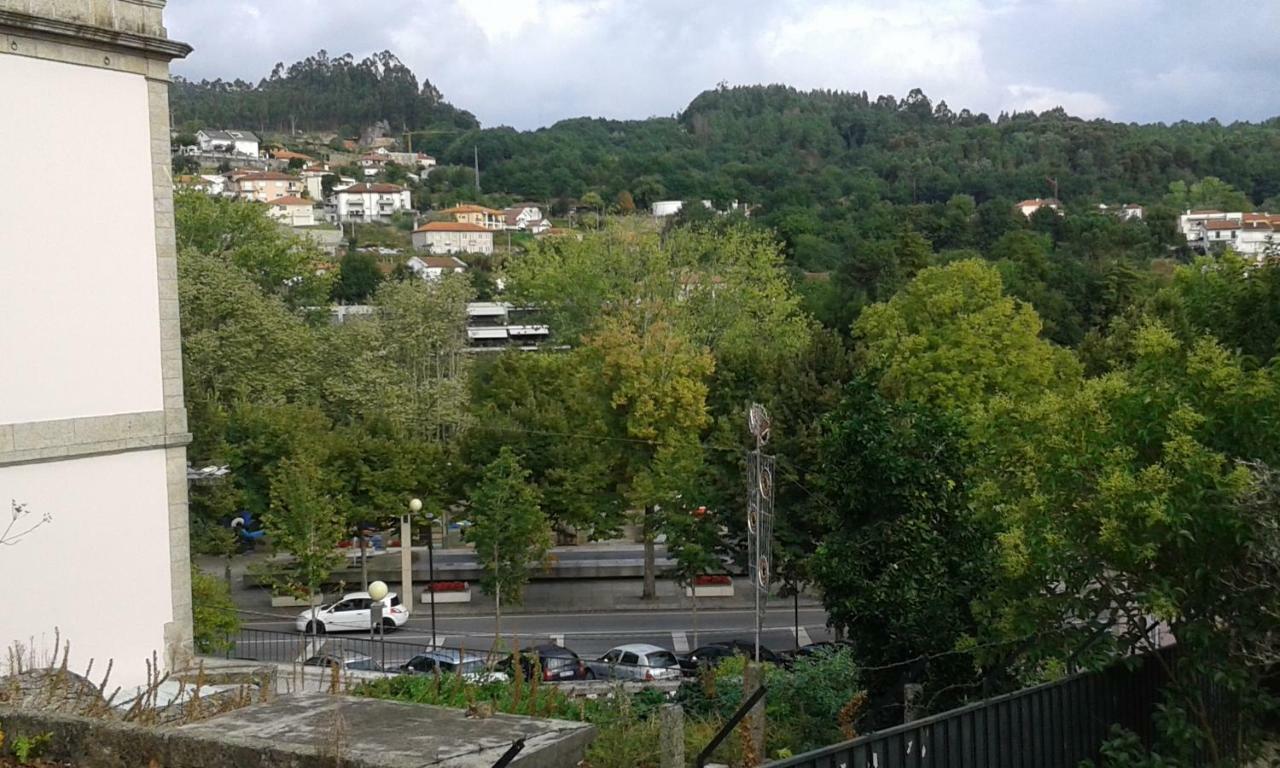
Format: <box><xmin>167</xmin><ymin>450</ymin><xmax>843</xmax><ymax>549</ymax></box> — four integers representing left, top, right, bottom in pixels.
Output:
<box><xmin>765</xmin><ymin>649</ymin><xmax>1237</xmax><ymax>768</ymax></box>
<box><xmin>224</xmin><ymin>627</ymin><xmax>468</xmax><ymax>672</ymax></box>
<box><xmin>221</xmin><ymin>628</ymin><xmax>674</xmax><ymax>681</ymax></box>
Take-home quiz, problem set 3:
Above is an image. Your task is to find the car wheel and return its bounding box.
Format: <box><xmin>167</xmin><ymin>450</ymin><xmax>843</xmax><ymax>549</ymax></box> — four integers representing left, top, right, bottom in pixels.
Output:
<box><xmin>381</xmin><ymin>618</ymin><xmax>397</xmax><ymax>632</ymax></box>
<box><xmin>584</xmin><ymin>669</ymin><xmax>596</xmax><ymax>680</ymax></box>
<box><xmin>306</xmin><ymin>621</ymin><xmax>325</xmax><ymax>635</ymax></box>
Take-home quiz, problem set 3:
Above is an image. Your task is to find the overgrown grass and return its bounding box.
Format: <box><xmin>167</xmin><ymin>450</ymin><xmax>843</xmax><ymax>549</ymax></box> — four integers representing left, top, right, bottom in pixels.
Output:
<box><xmin>354</xmin><ymin>647</ymin><xmax>866</xmax><ymax>767</ymax></box>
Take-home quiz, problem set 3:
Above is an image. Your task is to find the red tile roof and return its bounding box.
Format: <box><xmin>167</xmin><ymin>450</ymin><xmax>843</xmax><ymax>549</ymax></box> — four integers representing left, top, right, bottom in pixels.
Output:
<box><xmin>341</xmin><ymin>183</ymin><xmax>405</xmax><ymax>194</ymax></box>
<box><xmin>1204</xmin><ymin>220</ymin><xmax>1241</xmax><ymax>231</ymax></box>
<box><xmin>237</xmin><ymin>171</ymin><xmax>300</xmax><ymax>182</ymax></box>
<box><xmin>442</xmin><ymin>204</ymin><xmax>503</xmax><ymax>216</ymax></box>
<box><xmin>271</xmin><ymin>196</ymin><xmax>312</xmax><ymax>207</ymax></box>
<box><xmin>415</xmin><ymin>221</ymin><xmax>491</xmax><ymax>233</ymax></box>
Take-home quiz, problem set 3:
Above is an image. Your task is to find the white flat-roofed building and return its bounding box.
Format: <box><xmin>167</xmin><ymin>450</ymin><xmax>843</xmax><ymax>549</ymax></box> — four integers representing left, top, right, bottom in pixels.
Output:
<box><xmin>335</xmin><ymin>183</ymin><xmax>412</xmax><ymax>222</ymax></box>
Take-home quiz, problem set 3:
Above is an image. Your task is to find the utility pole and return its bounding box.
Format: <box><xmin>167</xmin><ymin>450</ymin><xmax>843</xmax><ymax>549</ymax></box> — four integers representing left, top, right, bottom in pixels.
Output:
<box><xmin>473</xmin><ymin>145</ymin><xmax>481</xmax><ymax>194</ymax></box>
<box><xmin>747</xmin><ymin>404</ymin><xmax>775</xmax><ymax>664</ymax></box>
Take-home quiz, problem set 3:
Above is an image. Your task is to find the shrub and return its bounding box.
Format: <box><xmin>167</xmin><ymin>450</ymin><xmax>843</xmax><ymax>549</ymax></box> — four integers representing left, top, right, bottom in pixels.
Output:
<box><xmin>192</xmin><ymin>567</ymin><xmax>240</xmax><ymax>653</ymax></box>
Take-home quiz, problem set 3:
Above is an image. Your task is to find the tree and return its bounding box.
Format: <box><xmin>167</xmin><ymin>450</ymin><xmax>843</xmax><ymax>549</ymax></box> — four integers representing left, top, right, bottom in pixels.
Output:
<box><xmin>615</xmin><ymin>190</ymin><xmax>636</xmax><ymax>215</ymax></box>
<box><xmin>809</xmin><ymin>380</ymin><xmax>990</xmax><ymax>716</ymax></box>
<box><xmin>465</xmin><ymin>447</ymin><xmax>551</xmax><ymax>640</ymax></box>
<box><xmin>175</xmin><ymin>191</ymin><xmax>333</xmax><ymax>310</ymax></box>
<box><xmin>1164</xmin><ymin>176</ymin><xmax>1253</xmax><ymax>213</ymax></box>
<box><xmin>579</xmin><ymin>191</ymin><xmax>605</xmax><ymax>229</ymax></box>
<box><xmin>322</xmin><ymin>277</ymin><xmax>472</xmax><ymax>440</ymax></box>
<box><xmin>263</xmin><ymin>454</ymin><xmax>345</xmax><ymax>626</ymax></box>
<box><xmin>854</xmin><ymin>259</ymin><xmax>1081</xmax><ymax>419</ymax></box>
<box><xmin>971</xmin><ymin>323</ymin><xmax>1280</xmax><ymax>759</ymax></box>
<box><xmin>331</xmin><ymin>251</ymin><xmax>383</xmax><ymax>303</ymax></box>
<box><xmin>587</xmin><ymin>303</ymin><xmax>714</xmax><ymax>598</ymax></box>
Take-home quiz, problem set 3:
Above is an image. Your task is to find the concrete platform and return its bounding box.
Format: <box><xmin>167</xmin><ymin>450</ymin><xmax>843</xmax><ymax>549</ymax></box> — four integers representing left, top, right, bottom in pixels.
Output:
<box><xmin>177</xmin><ymin>692</ymin><xmax>596</xmax><ymax>768</ymax></box>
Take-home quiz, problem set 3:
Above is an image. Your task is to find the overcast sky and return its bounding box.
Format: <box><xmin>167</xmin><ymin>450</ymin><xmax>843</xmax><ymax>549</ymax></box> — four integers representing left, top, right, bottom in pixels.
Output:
<box><xmin>167</xmin><ymin>0</ymin><xmax>1280</xmax><ymax>130</ymax></box>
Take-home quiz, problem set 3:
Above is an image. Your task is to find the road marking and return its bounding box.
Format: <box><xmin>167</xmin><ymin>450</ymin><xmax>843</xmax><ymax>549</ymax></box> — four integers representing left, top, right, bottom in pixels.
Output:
<box><xmin>551</xmin><ymin>634</ymin><xmax>564</xmax><ymax>647</ymax></box>
<box><xmin>794</xmin><ymin>626</ymin><xmax>812</xmax><ymax>646</ymax></box>
<box><xmin>672</xmin><ymin>631</ymin><xmax>689</xmax><ymax>653</ymax></box>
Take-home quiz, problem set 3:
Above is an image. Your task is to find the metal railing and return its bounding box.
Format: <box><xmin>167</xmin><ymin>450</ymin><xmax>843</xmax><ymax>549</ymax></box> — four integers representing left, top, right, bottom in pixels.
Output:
<box><xmin>764</xmin><ymin>648</ymin><xmax>1238</xmax><ymax>768</ymax></box>
<box><xmin>222</xmin><ymin>628</ymin><xmax>682</xmax><ymax>682</ymax></box>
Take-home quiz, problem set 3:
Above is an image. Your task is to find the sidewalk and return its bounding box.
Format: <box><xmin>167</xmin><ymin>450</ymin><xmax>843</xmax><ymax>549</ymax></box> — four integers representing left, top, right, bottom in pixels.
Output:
<box><xmin>199</xmin><ymin>550</ymin><xmax>823</xmax><ymax>619</ymax></box>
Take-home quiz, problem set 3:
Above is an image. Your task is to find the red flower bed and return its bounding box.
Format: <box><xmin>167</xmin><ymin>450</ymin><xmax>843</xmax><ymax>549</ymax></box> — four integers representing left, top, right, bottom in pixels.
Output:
<box><xmin>694</xmin><ymin>574</ymin><xmax>732</xmax><ymax>586</ymax></box>
<box><xmin>429</xmin><ymin>581</ymin><xmax>468</xmax><ymax>592</ymax></box>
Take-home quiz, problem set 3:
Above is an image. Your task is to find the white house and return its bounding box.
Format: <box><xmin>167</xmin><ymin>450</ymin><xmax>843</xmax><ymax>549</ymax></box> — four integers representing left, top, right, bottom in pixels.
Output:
<box><xmin>267</xmin><ymin>195</ymin><xmax>316</xmax><ymax>227</ymax></box>
<box><xmin>1191</xmin><ymin>216</ymin><xmax>1280</xmax><ymax>258</ymax></box>
<box><xmin>413</xmin><ymin>221</ymin><xmax>495</xmax><ymax>255</ymax></box>
<box><xmin>504</xmin><ymin>204</ymin><xmax>544</xmax><ymax>230</ymax></box>
<box><xmin>335</xmin><ymin>183</ymin><xmax>412</xmax><ymax>222</ymax></box>
<box><xmin>0</xmin><ymin>0</ymin><xmax>194</xmax><ymax>688</ymax></box>
<box><xmin>1178</xmin><ymin>210</ymin><xmax>1240</xmax><ymax>240</ymax></box>
<box><xmin>196</xmin><ymin>128</ymin><xmax>259</xmax><ymax>157</ymax></box>
<box><xmin>300</xmin><ymin>164</ymin><xmax>332</xmax><ymax>200</ymax></box>
<box><xmin>407</xmin><ymin>255</ymin><xmax>468</xmax><ymax>281</ymax></box>
<box><xmin>1015</xmin><ymin>198</ymin><xmax>1063</xmax><ymax>218</ymax></box>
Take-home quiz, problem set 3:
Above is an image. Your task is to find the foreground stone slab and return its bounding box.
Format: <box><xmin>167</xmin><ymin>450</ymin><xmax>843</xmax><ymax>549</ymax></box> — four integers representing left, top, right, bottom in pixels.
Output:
<box><xmin>0</xmin><ymin>692</ymin><xmax>595</xmax><ymax>768</ymax></box>
<box><xmin>177</xmin><ymin>693</ymin><xmax>596</xmax><ymax>768</ymax></box>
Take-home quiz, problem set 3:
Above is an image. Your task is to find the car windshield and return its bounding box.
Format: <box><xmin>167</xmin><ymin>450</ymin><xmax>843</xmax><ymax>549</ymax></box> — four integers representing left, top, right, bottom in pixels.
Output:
<box><xmin>648</xmin><ymin>651</ymin><xmax>679</xmax><ymax>668</ymax></box>
<box><xmin>347</xmin><ymin>658</ymin><xmax>378</xmax><ymax>671</ymax></box>
<box><xmin>389</xmin><ymin>595</ymin><xmax>402</xmax><ymax>607</ymax></box>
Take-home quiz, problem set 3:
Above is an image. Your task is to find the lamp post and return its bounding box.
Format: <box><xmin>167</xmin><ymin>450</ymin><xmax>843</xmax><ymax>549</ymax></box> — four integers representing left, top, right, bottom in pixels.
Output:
<box><xmin>410</xmin><ymin>497</ymin><xmax>438</xmax><ymax>648</ymax></box>
<box><xmin>400</xmin><ymin>502</ymin><xmax>414</xmax><ymax>618</ymax></box>
<box><xmin>368</xmin><ymin>578</ymin><xmax>388</xmax><ymax>642</ymax></box>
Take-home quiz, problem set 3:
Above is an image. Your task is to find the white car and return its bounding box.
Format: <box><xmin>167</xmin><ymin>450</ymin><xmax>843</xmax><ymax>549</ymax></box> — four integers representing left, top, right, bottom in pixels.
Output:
<box><xmin>295</xmin><ymin>591</ymin><xmax>409</xmax><ymax>634</ymax></box>
<box><xmin>586</xmin><ymin>643</ymin><xmax>683</xmax><ymax>682</ymax></box>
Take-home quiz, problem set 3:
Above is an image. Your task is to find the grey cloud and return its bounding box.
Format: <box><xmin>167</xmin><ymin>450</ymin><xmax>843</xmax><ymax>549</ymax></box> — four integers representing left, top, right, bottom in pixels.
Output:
<box><xmin>166</xmin><ymin>0</ymin><xmax>1280</xmax><ymax>129</ymax></box>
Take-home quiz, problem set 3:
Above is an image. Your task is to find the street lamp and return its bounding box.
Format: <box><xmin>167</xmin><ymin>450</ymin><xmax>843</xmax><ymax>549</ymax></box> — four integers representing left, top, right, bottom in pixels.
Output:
<box><xmin>368</xmin><ymin>579</ymin><xmax>389</xmax><ymax>670</ymax></box>
<box><xmin>410</xmin><ymin>498</ymin><xmax>439</xmax><ymax>649</ymax></box>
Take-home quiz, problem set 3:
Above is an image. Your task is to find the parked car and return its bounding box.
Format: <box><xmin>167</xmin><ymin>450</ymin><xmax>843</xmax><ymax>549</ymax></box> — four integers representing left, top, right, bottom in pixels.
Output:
<box><xmin>501</xmin><ymin>644</ymin><xmax>593</xmax><ymax>682</ymax></box>
<box><xmin>586</xmin><ymin>644</ymin><xmax>682</xmax><ymax>682</ymax></box>
<box><xmin>400</xmin><ymin>649</ymin><xmax>508</xmax><ymax>683</ymax></box>
<box><xmin>784</xmin><ymin>640</ymin><xmax>855</xmax><ymax>662</ymax></box>
<box><xmin>294</xmin><ymin>591</ymin><xmax>409</xmax><ymax>634</ymax></box>
<box><xmin>679</xmin><ymin>641</ymin><xmax>786</xmax><ymax>676</ymax></box>
<box><xmin>303</xmin><ymin>650</ymin><xmax>384</xmax><ymax>672</ymax></box>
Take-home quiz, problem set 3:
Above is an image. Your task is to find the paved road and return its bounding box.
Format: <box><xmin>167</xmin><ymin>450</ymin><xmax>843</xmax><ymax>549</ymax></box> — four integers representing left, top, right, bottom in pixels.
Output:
<box><xmin>240</xmin><ymin>606</ymin><xmax>832</xmax><ymax>658</ymax></box>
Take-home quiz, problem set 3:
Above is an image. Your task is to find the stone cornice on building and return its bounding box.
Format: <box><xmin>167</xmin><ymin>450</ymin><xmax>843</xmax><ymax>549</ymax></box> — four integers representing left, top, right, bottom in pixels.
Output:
<box><xmin>0</xmin><ymin>1</ymin><xmax>190</xmax><ymax>62</ymax></box>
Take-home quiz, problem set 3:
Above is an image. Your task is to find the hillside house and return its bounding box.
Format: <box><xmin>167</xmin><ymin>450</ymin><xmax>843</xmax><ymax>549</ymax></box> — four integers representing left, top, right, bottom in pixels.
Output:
<box><xmin>1189</xmin><ymin>215</ymin><xmax>1280</xmax><ymax>257</ymax></box>
<box><xmin>442</xmin><ymin>204</ymin><xmax>505</xmax><ymax>230</ymax></box>
<box><xmin>196</xmin><ymin>128</ymin><xmax>259</xmax><ymax>156</ymax></box>
<box><xmin>300</xmin><ymin>164</ymin><xmax>333</xmax><ymax>200</ymax></box>
<box><xmin>504</xmin><ymin>204</ymin><xmax>545</xmax><ymax>230</ymax></box>
<box><xmin>335</xmin><ymin>182</ymin><xmax>412</xmax><ymax>222</ymax></box>
<box><xmin>267</xmin><ymin>195</ymin><xmax>316</xmax><ymax>227</ymax></box>
<box><xmin>230</xmin><ymin>170</ymin><xmax>303</xmax><ymax>202</ymax></box>
<box><xmin>407</xmin><ymin>255</ymin><xmax>468</xmax><ymax>281</ymax></box>
<box><xmin>270</xmin><ymin>148</ymin><xmax>313</xmax><ymax>164</ymax></box>
<box><xmin>1178</xmin><ymin>210</ymin><xmax>1239</xmax><ymax>240</ymax></box>
<box><xmin>1015</xmin><ymin>198</ymin><xmax>1063</xmax><ymax>218</ymax></box>
<box><xmin>413</xmin><ymin>221</ymin><xmax>495</xmax><ymax>255</ymax></box>
<box><xmin>466</xmin><ymin>302</ymin><xmax>551</xmax><ymax>351</ymax></box>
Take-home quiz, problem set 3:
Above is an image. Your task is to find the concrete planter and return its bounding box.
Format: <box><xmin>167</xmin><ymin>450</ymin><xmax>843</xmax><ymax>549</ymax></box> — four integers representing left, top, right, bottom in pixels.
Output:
<box><xmin>421</xmin><ymin>589</ymin><xmax>472</xmax><ymax>604</ymax></box>
<box><xmin>685</xmin><ymin>584</ymin><xmax>734</xmax><ymax>598</ymax></box>
<box><xmin>271</xmin><ymin>592</ymin><xmax>325</xmax><ymax>608</ymax></box>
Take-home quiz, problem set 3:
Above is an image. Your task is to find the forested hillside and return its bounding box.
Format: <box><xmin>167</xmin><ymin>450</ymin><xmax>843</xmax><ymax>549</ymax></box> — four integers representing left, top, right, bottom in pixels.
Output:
<box><xmin>454</xmin><ymin>84</ymin><xmax>1280</xmax><ymax>246</ymax></box>
<box><xmin>171</xmin><ymin>50</ymin><xmax>478</xmax><ymax>135</ymax></box>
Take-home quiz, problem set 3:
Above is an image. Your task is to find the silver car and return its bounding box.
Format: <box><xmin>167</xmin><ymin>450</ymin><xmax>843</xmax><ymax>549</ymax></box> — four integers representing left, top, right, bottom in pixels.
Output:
<box><xmin>587</xmin><ymin>643</ymin><xmax>682</xmax><ymax>681</ymax></box>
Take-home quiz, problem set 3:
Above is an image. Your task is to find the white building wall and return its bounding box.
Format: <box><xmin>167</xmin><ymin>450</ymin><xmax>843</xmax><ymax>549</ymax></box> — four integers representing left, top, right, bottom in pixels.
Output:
<box><xmin>0</xmin><ymin>7</ymin><xmax>192</xmax><ymax>691</ymax></box>
<box><xmin>0</xmin><ymin>451</ymin><xmax>174</xmax><ymax>677</ymax></box>
<box><xmin>0</xmin><ymin>55</ymin><xmax>164</xmax><ymax>424</ymax></box>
